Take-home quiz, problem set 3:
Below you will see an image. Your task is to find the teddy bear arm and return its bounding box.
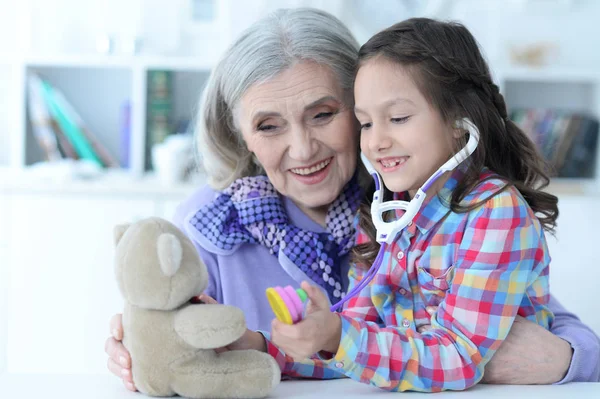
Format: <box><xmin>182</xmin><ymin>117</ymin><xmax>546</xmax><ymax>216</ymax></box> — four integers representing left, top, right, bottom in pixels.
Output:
<box><xmin>174</xmin><ymin>305</ymin><xmax>247</xmax><ymax>350</ymax></box>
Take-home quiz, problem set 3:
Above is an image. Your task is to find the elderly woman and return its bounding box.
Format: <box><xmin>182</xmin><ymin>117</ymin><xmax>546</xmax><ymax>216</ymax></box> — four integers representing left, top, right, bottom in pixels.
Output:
<box><xmin>106</xmin><ymin>7</ymin><xmax>599</xmax><ymax>391</ymax></box>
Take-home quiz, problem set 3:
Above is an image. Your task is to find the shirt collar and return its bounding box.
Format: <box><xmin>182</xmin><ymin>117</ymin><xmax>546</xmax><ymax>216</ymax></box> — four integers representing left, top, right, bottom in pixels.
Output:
<box><xmin>394</xmin><ymin>163</ymin><xmax>496</xmax><ymax>235</ymax></box>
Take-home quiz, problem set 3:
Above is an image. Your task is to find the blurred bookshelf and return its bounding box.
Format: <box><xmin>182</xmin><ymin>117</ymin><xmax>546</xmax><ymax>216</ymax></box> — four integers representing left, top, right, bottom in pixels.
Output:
<box><xmin>1</xmin><ymin>54</ymin><xmax>213</xmax><ymax>180</ymax></box>
<box><xmin>1</xmin><ymin>57</ymin><xmax>599</xmax><ymax>195</ymax></box>
<box><xmin>496</xmin><ymin>65</ymin><xmax>600</xmax><ymax>195</ymax></box>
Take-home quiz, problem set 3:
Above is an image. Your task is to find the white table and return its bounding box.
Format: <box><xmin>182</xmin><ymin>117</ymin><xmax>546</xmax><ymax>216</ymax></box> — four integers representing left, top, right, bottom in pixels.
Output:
<box><xmin>0</xmin><ymin>374</ymin><xmax>599</xmax><ymax>398</ymax></box>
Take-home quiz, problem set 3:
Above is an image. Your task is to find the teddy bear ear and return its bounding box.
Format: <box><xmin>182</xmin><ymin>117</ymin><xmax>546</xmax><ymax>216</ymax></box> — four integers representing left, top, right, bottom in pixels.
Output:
<box><xmin>114</xmin><ymin>223</ymin><xmax>131</xmax><ymax>246</ymax></box>
<box><xmin>157</xmin><ymin>233</ymin><xmax>182</xmax><ymax>277</ymax></box>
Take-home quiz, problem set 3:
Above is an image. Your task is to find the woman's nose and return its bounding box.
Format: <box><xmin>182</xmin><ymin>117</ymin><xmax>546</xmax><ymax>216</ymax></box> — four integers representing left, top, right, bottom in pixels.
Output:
<box><xmin>288</xmin><ymin>126</ymin><xmax>318</xmax><ymax>161</ymax></box>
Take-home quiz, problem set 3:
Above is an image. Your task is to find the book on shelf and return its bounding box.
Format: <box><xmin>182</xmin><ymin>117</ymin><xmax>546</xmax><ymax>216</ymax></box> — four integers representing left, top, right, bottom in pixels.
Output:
<box><xmin>120</xmin><ymin>100</ymin><xmax>132</xmax><ymax>169</ymax></box>
<box><xmin>561</xmin><ymin>117</ymin><xmax>599</xmax><ymax>177</ymax></box>
<box><xmin>26</xmin><ymin>74</ymin><xmax>119</xmax><ymax>168</ymax></box>
<box><xmin>48</xmin><ymin>84</ymin><xmax>119</xmax><ymax>168</ymax></box>
<box><xmin>50</xmin><ymin>117</ymin><xmax>80</xmax><ymax>160</ymax></box>
<box><xmin>26</xmin><ymin>75</ymin><xmax>63</xmax><ymax>162</ymax></box>
<box><xmin>146</xmin><ymin>70</ymin><xmax>174</xmax><ymax>170</ymax></box>
<box><xmin>510</xmin><ymin>108</ymin><xmax>599</xmax><ymax>178</ymax></box>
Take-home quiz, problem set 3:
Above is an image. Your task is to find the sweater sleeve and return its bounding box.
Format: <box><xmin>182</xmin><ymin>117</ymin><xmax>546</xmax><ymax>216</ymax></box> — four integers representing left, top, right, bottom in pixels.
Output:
<box><xmin>549</xmin><ymin>295</ymin><xmax>600</xmax><ymax>383</ymax></box>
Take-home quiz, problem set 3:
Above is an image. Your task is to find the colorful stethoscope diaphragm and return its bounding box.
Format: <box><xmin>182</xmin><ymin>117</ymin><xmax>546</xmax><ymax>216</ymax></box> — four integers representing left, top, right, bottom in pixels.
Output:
<box><xmin>266</xmin><ymin>285</ymin><xmax>308</xmax><ymax>324</ymax></box>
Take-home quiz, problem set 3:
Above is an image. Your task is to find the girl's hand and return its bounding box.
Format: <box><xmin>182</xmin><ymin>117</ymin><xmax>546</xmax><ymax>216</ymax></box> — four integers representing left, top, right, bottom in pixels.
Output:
<box><xmin>271</xmin><ymin>281</ymin><xmax>342</xmax><ymax>360</ymax></box>
<box><xmin>418</xmin><ymin>306</ymin><xmax>572</xmax><ymax>384</ymax></box>
<box><xmin>105</xmin><ymin>314</ymin><xmax>136</xmax><ymax>392</ymax></box>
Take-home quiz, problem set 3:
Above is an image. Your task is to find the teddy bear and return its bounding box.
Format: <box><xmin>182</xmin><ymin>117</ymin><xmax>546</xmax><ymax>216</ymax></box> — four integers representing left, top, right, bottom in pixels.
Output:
<box><xmin>113</xmin><ymin>217</ymin><xmax>280</xmax><ymax>398</ymax></box>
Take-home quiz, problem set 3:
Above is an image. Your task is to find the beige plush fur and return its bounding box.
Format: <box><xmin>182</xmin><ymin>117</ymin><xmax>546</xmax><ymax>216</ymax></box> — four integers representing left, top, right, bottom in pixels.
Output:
<box><xmin>114</xmin><ymin>217</ymin><xmax>280</xmax><ymax>398</ymax></box>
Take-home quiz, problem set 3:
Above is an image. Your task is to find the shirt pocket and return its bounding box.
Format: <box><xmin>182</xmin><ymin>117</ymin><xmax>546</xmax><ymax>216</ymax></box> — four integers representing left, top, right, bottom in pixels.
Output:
<box><xmin>417</xmin><ymin>266</ymin><xmax>455</xmax><ymax>306</ymax></box>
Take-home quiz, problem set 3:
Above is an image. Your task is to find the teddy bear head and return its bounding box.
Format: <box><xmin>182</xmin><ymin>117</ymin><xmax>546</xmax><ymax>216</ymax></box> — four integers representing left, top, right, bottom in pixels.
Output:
<box><xmin>114</xmin><ymin>217</ymin><xmax>208</xmax><ymax>310</ymax></box>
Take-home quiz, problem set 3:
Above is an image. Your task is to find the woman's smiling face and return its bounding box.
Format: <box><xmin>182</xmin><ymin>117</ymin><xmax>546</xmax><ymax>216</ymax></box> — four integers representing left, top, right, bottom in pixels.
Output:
<box><xmin>236</xmin><ymin>62</ymin><xmax>358</xmax><ymax>223</ymax></box>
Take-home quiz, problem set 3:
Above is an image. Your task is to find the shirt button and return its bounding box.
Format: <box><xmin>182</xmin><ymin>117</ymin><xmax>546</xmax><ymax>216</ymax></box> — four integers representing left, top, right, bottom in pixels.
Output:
<box><xmin>397</xmin><ymin>251</ymin><xmax>405</xmax><ymax>260</ymax></box>
<box><xmin>402</xmin><ymin>319</ymin><xmax>411</xmax><ymax>328</ymax></box>
<box><xmin>399</xmin><ymin>288</ymin><xmax>407</xmax><ymax>295</ymax></box>
<box><xmin>335</xmin><ymin>361</ymin><xmax>344</xmax><ymax>368</ymax></box>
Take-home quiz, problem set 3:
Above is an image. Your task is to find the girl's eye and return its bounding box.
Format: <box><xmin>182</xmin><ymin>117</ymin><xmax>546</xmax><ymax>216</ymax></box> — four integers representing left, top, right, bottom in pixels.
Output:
<box><xmin>391</xmin><ymin>116</ymin><xmax>410</xmax><ymax>124</ymax></box>
<box><xmin>360</xmin><ymin>122</ymin><xmax>372</xmax><ymax>131</ymax></box>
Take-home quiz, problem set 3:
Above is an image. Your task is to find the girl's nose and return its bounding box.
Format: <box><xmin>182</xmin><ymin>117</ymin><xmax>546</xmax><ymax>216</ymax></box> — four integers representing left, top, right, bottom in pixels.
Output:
<box><xmin>366</xmin><ymin>125</ymin><xmax>393</xmax><ymax>153</ymax></box>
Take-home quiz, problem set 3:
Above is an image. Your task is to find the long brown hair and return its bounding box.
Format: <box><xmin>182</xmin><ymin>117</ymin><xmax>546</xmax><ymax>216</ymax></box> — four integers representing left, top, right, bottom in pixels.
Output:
<box><xmin>352</xmin><ymin>18</ymin><xmax>558</xmax><ymax>267</ymax></box>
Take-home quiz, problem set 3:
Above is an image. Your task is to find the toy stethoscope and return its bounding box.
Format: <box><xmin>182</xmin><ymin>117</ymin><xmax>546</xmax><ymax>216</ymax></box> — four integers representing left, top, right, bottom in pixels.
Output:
<box><xmin>267</xmin><ymin>118</ymin><xmax>480</xmax><ymax>323</ymax></box>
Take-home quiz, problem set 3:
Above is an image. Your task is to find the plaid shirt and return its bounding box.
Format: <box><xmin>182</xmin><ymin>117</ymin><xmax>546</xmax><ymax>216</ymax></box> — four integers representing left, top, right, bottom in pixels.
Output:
<box><xmin>264</xmin><ymin>167</ymin><xmax>554</xmax><ymax>392</ymax></box>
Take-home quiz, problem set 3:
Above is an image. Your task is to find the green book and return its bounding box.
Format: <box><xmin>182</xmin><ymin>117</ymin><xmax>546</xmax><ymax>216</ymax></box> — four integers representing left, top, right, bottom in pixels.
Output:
<box><xmin>146</xmin><ymin>70</ymin><xmax>173</xmax><ymax>170</ymax></box>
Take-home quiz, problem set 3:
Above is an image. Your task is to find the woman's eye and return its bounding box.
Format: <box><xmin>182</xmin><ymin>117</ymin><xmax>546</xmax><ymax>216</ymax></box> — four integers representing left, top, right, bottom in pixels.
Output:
<box><xmin>360</xmin><ymin>122</ymin><xmax>372</xmax><ymax>131</ymax></box>
<box><xmin>391</xmin><ymin>116</ymin><xmax>410</xmax><ymax>124</ymax></box>
<box><xmin>257</xmin><ymin>124</ymin><xmax>278</xmax><ymax>132</ymax></box>
<box><xmin>314</xmin><ymin>112</ymin><xmax>333</xmax><ymax>119</ymax></box>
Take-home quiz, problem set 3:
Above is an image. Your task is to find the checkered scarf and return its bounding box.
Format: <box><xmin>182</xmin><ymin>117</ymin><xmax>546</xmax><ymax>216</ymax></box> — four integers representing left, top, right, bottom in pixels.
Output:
<box><xmin>189</xmin><ymin>175</ymin><xmax>362</xmax><ymax>302</ymax></box>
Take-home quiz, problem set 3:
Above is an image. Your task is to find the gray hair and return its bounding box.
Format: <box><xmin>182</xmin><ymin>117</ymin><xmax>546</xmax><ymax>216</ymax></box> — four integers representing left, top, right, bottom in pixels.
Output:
<box><xmin>195</xmin><ymin>8</ymin><xmax>360</xmax><ymax>189</ymax></box>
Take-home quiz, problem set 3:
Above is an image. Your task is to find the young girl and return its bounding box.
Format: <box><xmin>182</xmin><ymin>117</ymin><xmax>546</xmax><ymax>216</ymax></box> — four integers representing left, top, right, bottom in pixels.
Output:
<box><xmin>267</xmin><ymin>18</ymin><xmax>559</xmax><ymax>392</ymax></box>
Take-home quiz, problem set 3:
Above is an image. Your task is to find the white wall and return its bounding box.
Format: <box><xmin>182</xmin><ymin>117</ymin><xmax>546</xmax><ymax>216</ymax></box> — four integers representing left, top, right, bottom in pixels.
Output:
<box><xmin>5</xmin><ymin>0</ymin><xmax>599</xmax><ymax>67</ymax></box>
<box><xmin>547</xmin><ymin>195</ymin><xmax>600</xmax><ymax>336</ymax></box>
<box><xmin>0</xmin><ymin>64</ymin><xmax>12</xmax><ymax>166</ymax></box>
<box><xmin>0</xmin><ymin>194</ymin><xmax>9</xmax><ymax>373</ymax></box>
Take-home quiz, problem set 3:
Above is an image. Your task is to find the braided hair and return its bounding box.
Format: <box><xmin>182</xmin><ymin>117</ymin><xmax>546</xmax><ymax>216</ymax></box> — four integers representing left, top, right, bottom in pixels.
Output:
<box><xmin>353</xmin><ymin>18</ymin><xmax>558</xmax><ymax>266</ymax></box>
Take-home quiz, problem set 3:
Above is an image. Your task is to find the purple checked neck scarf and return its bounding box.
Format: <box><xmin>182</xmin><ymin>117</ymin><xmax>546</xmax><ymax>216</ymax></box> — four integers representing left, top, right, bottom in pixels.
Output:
<box><xmin>189</xmin><ymin>175</ymin><xmax>362</xmax><ymax>302</ymax></box>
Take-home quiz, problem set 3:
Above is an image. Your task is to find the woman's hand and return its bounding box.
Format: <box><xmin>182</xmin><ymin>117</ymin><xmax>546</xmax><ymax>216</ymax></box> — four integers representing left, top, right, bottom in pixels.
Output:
<box><xmin>482</xmin><ymin>315</ymin><xmax>572</xmax><ymax>384</ymax></box>
<box><xmin>105</xmin><ymin>294</ymin><xmax>221</xmax><ymax>392</ymax></box>
<box><xmin>419</xmin><ymin>307</ymin><xmax>573</xmax><ymax>384</ymax></box>
<box><xmin>193</xmin><ymin>295</ymin><xmax>268</xmax><ymax>354</ymax></box>
<box><xmin>105</xmin><ymin>313</ymin><xmax>136</xmax><ymax>392</ymax></box>
<box><xmin>215</xmin><ymin>329</ymin><xmax>268</xmax><ymax>353</ymax></box>
<box><xmin>271</xmin><ymin>281</ymin><xmax>341</xmax><ymax>360</ymax></box>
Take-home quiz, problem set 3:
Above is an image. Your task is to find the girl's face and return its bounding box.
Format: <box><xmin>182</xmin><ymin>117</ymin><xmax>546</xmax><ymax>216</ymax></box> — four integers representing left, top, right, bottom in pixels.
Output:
<box><xmin>354</xmin><ymin>57</ymin><xmax>457</xmax><ymax>197</ymax></box>
<box><xmin>237</xmin><ymin>62</ymin><xmax>358</xmax><ymax>224</ymax></box>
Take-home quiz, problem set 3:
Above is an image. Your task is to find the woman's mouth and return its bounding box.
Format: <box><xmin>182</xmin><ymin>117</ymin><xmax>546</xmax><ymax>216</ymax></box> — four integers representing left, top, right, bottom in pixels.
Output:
<box><xmin>289</xmin><ymin>157</ymin><xmax>333</xmax><ymax>185</ymax></box>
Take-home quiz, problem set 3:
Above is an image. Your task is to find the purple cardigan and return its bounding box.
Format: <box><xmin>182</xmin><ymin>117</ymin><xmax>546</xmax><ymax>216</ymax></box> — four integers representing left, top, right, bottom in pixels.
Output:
<box><xmin>173</xmin><ymin>184</ymin><xmax>599</xmax><ymax>383</ymax></box>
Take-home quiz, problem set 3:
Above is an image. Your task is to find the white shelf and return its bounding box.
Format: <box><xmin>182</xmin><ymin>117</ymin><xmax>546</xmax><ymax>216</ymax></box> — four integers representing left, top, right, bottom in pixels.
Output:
<box><xmin>3</xmin><ymin>55</ymin><xmax>599</xmax><ymax>187</ymax></box>
<box><xmin>142</xmin><ymin>55</ymin><xmax>215</xmax><ymax>71</ymax></box>
<box><xmin>545</xmin><ymin>178</ymin><xmax>600</xmax><ymax>197</ymax></box>
<box><xmin>0</xmin><ymin>167</ymin><xmax>203</xmax><ymax>197</ymax></box>
<box><xmin>23</xmin><ymin>54</ymin><xmax>136</xmax><ymax>69</ymax></box>
<box><xmin>10</xmin><ymin>54</ymin><xmax>214</xmax><ymax>177</ymax></box>
<box><xmin>498</xmin><ymin>65</ymin><xmax>600</xmax><ymax>83</ymax></box>
<box><xmin>20</xmin><ymin>54</ymin><xmax>215</xmax><ymax>71</ymax></box>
